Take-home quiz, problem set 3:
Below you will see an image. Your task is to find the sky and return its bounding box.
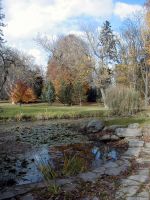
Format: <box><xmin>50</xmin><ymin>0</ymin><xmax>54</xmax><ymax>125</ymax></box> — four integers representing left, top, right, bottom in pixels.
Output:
<box><xmin>3</xmin><ymin>0</ymin><xmax>145</xmax><ymax>68</ymax></box>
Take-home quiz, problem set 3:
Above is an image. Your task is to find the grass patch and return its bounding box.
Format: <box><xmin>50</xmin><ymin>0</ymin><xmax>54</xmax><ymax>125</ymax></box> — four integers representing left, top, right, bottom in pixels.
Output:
<box><xmin>0</xmin><ymin>102</ymin><xmax>108</xmax><ymax>120</ymax></box>
<box><xmin>0</xmin><ymin>102</ymin><xmax>150</xmax><ymax>126</ymax></box>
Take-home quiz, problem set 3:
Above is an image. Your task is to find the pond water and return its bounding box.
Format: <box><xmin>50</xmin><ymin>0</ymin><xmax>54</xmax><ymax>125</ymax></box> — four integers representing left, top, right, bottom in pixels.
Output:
<box><xmin>0</xmin><ymin>141</ymin><xmax>126</xmax><ymax>188</ymax></box>
<box><xmin>16</xmin><ymin>142</ymin><xmax>122</xmax><ymax>185</ymax></box>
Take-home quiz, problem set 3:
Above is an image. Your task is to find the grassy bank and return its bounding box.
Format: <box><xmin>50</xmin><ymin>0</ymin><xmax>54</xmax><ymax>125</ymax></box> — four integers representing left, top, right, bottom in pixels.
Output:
<box><xmin>0</xmin><ymin>102</ymin><xmax>108</xmax><ymax>120</ymax></box>
<box><xmin>0</xmin><ymin>102</ymin><xmax>150</xmax><ymax>126</ymax></box>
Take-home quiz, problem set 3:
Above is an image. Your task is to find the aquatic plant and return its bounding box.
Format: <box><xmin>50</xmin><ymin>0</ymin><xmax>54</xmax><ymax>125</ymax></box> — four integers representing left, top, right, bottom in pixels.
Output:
<box><xmin>38</xmin><ymin>164</ymin><xmax>57</xmax><ymax>181</ymax></box>
<box><xmin>47</xmin><ymin>184</ymin><xmax>60</xmax><ymax>195</ymax></box>
<box><xmin>63</xmin><ymin>154</ymin><xmax>86</xmax><ymax>176</ymax></box>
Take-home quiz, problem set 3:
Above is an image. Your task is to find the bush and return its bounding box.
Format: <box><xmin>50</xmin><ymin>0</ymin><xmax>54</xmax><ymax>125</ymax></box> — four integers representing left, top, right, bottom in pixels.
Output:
<box><xmin>105</xmin><ymin>85</ymin><xmax>141</xmax><ymax>116</ymax></box>
<box><xmin>63</xmin><ymin>154</ymin><xmax>86</xmax><ymax>176</ymax></box>
<box><xmin>10</xmin><ymin>81</ymin><xmax>36</xmax><ymax>104</ymax></box>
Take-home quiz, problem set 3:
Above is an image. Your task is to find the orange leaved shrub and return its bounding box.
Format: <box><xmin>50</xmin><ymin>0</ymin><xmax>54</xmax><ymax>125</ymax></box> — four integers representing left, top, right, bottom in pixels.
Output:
<box><xmin>10</xmin><ymin>81</ymin><xmax>36</xmax><ymax>104</ymax></box>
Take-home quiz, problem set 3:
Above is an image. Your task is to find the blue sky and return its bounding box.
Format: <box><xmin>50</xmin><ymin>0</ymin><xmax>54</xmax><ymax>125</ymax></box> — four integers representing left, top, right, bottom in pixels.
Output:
<box><xmin>3</xmin><ymin>0</ymin><xmax>145</xmax><ymax>67</ymax></box>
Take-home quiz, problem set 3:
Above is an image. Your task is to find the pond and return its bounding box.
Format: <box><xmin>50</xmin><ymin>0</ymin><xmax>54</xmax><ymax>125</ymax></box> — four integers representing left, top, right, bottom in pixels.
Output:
<box><xmin>0</xmin><ymin>141</ymin><xmax>127</xmax><ymax>187</ymax></box>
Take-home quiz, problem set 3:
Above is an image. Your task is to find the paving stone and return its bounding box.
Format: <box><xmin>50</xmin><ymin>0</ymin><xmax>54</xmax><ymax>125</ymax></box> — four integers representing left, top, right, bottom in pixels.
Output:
<box><xmin>78</xmin><ymin>172</ymin><xmax>98</xmax><ymax>182</ymax></box>
<box><xmin>124</xmin><ymin>147</ymin><xmax>141</xmax><ymax>157</ymax></box>
<box><xmin>103</xmin><ymin>125</ymin><xmax>126</xmax><ymax>131</ymax></box>
<box><xmin>116</xmin><ymin>185</ymin><xmax>139</xmax><ymax>197</ymax></box>
<box><xmin>145</xmin><ymin>143</ymin><xmax>150</xmax><ymax>148</ymax></box>
<box><xmin>116</xmin><ymin>128</ymin><xmax>142</xmax><ymax>137</ymax></box>
<box><xmin>137</xmin><ymin>169</ymin><xmax>149</xmax><ymax>176</ymax></box>
<box><xmin>137</xmin><ymin>191</ymin><xmax>149</xmax><ymax>198</ymax></box>
<box><xmin>128</xmin><ymin>123</ymin><xmax>140</xmax><ymax>129</ymax></box>
<box><xmin>22</xmin><ymin>194</ymin><xmax>34</xmax><ymax>200</ymax></box>
<box><xmin>105</xmin><ymin>167</ymin><xmax>122</xmax><ymax>176</ymax></box>
<box><xmin>121</xmin><ymin>155</ymin><xmax>133</xmax><ymax>159</ymax></box>
<box><xmin>103</xmin><ymin>161</ymin><xmax>118</xmax><ymax>168</ymax></box>
<box><xmin>92</xmin><ymin>167</ymin><xmax>105</xmax><ymax>174</ymax></box>
<box><xmin>56</xmin><ymin>178</ymin><xmax>74</xmax><ymax>186</ymax></box>
<box><xmin>92</xmin><ymin>197</ymin><xmax>99</xmax><ymax>200</ymax></box>
<box><xmin>0</xmin><ymin>191</ymin><xmax>15</xmax><ymax>200</ymax></box>
<box><xmin>127</xmin><ymin>174</ymin><xmax>149</xmax><ymax>183</ymax></box>
<box><xmin>127</xmin><ymin>197</ymin><xmax>148</xmax><ymax>200</ymax></box>
<box><xmin>110</xmin><ymin>135</ymin><xmax>120</xmax><ymax>140</ymax></box>
<box><xmin>126</xmin><ymin>197</ymin><xmax>137</xmax><ymax>200</ymax></box>
<box><xmin>99</xmin><ymin>134</ymin><xmax>110</xmax><ymax>140</ymax></box>
<box><xmin>62</xmin><ymin>183</ymin><xmax>77</xmax><ymax>192</ymax></box>
<box><xmin>128</xmin><ymin>140</ymin><xmax>144</xmax><ymax>147</ymax></box>
<box><xmin>121</xmin><ymin>179</ymin><xmax>141</xmax><ymax>186</ymax></box>
<box><xmin>142</xmin><ymin>148</ymin><xmax>150</xmax><ymax>154</ymax></box>
<box><xmin>136</xmin><ymin>158</ymin><xmax>150</xmax><ymax>164</ymax></box>
<box><xmin>115</xmin><ymin>191</ymin><xmax>126</xmax><ymax>199</ymax></box>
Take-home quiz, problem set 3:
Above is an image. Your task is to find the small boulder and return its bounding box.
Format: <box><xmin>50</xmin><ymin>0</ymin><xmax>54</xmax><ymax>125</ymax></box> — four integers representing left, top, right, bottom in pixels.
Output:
<box><xmin>103</xmin><ymin>125</ymin><xmax>126</xmax><ymax>132</ymax></box>
<box><xmin>128</xmin><ymin>123</ymin><xmax>140</xmax><ymax>129</ymax></box>
<box><xmin>86</xmin><ymin>119</ymin><xmax>104</xmax><ymax>134</ymax></box>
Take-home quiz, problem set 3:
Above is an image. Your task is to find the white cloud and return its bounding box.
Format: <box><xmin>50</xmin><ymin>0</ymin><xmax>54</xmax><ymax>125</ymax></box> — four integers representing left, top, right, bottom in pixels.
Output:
<box><xmin>114</xmin><ymin>2</ymin><xmax>143</xmax><ymax>20</ymax></box>
<box><xmin>3</xmin><ymin>0</ymin><xmax>144</xmax><ymax>66</ymax></box>
<box><xmin>28</xmin><ymin>48</ymin><xmax>47</xmax><ymax>66</ymax></box>
<box><xmin>4</xmin><ymin>0</ymin><xmax>113</xmax><ymax>40</ymax></box>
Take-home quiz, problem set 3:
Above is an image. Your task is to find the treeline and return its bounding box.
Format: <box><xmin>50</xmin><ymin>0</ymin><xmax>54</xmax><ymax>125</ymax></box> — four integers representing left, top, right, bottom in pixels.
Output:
<box><xmin>37</xmin><ymin>0</ymin><xmax>150</xmax><ymax>107</ymax></box>
<box><xmin>0</xmin><ymin>0</ymin><xmax>150</xmax><ymax>110</ymax></box>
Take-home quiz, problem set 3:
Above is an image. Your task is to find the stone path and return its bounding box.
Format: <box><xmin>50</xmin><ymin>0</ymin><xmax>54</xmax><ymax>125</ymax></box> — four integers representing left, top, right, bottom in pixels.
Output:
<box><xmin>115</xmin><ymin>125</ymin><xmax>150</xmax><ymax>200</ymax></box>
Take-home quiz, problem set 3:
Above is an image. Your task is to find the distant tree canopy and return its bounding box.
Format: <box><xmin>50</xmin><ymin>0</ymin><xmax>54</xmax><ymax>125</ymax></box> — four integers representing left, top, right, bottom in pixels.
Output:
<box><xmin>45</xmin><ymin>34</ymin><xmax>92</xmax><ymax>105</ymax></box>
<box><xmin>5</xmin><ymin>0</ymin><xmax>148</xmax><ymax>109</ymax></box>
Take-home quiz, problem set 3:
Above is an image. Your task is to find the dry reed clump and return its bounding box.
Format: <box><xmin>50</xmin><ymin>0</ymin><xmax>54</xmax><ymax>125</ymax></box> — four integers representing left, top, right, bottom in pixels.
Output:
<box><xmin>105</xmin><ymin>85</ymin><xmax>141</xmax><ymax>116</ymax></box>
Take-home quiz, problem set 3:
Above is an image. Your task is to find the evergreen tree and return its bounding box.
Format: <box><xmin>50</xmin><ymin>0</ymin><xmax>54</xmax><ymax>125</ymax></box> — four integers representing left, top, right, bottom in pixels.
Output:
<box><xmin>59</xmin><ymin>81</ymin><xmax>73</xmax><ymax>105</ymax></box>
<box><xmin>99</xmin><ymin>20</ymin><xmax>118</xmax><ymax>63</ymax></box>
<box><xmin>42</xmin><ymin>81</ymin><xmax>55</xmax><ymax>105</ymax></box>
<box><xmin>33</xmin><ymin>75</ymin><xmax>43</xmax><ymax>98</ymax></box>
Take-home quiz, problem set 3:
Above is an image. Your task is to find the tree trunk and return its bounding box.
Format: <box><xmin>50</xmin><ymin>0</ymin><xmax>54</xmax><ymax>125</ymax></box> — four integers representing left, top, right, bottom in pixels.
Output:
<box><xmin>145</xmin><ymin>70</ymin><xmax>148</xmax><ymax>108</ymax></box>
<box><xmin>100</xmin><ymin>88</ymin><xmax>107</xmax><ymax>108</ymax></box>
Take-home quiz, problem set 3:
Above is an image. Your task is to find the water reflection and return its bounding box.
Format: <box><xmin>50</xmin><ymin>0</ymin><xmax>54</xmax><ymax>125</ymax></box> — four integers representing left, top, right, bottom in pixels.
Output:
<box><xmin>91</xmin><ymin>146</ymin><xmax>118</xmax><ymax>168</ymax></box>
<box><xmin>16</xmin><ymin>143</ymin><xmax>120</xmax><ymax>185</ymax></box>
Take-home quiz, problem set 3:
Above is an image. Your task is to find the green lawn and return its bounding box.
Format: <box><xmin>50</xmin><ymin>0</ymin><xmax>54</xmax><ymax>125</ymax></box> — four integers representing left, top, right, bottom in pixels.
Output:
<box><xmin>1</xmin><ymin>102</ymin><xmax>150</xmax><ymax>126</ymax></box>
<box><xmin>0</xmin><ymin>102</ymin><xmax>107</xmax><ymax>120</ymax></box>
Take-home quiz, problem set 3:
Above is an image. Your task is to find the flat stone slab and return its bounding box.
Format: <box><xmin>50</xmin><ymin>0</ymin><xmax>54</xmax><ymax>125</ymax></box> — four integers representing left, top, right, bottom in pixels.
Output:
<box><xmin>136</xmin><ymin>158</ymin><xmax>150</xmax><ymax>164</ymax></box>
<box><xmin>128</xmin><ymin>123</ymin><xmax>140</xmax><ymax>129</ymax></box>
<box><xmin>127</xmin><ymin>197</ymin><xmax>148</xmax><ymax>200</ymax></box>
<box><xmin>99</xmin><ymin>134</ymin><xmax>111</xmax><ymax>140</ymax></box>
<box><xmin>136</xmin><ymin>191</ymin><xmax>150</xmax><ymax>199</ymax></box>
<box><xmin>92</xmin><ymin>167</ymin><xmax>105</xmax><ymax>175</ymax></box>
<box><xmin>105</xmin><ymin>167</ymin><xmax>122</xmax><ymax>176</ymax></box>
<box><xmin>127</xmin><ymin>191</ymin><xmax>149</xmax><ymax>200</ymax></box>
<box><xmin>116</xmin><ymin>185</ymin><xmax>140</xmax><ymax>198</ymax></box>
<box><xmin>121</xmin><ymin>179</ymin><xmax>141</xmax><ymax>186</ymax></box>
<box><xmin>124</xmin><ymin>147</ymin><xmax>141</xmax><ymax>157</ymax></box>
<box><xmin>103</xmin><ymin>161</ymin><xmax>118</xmax><ymax>168</ymax></box>
<box><xmin>145</xmin><ymin>143</ymin><xmax>150</xmax><ymax>148</ymax></box>
<box><xmin>128</xmin><ymin>140</ymin><xmax>144</xmax><ymax>147</ymax></box>
<box><xmin>99</xmin><ymin>134</ymin><xmax>119</xmax><ymax>140</ymax></box>
<box><xmin>116</xmin><ymin>128</ymin><xmax>142</xmax><ymax>137</ymax></box>
<box><xmin>22</xmin><ymin>194</ymin><xmax>34</xmax><ymax>200</ymax></box>
<box><xmin>142</xmin><ymin>148</ymin><xmax>150</xmax><ymax>154</ymax></box>
<box><xmin>127</xmin><ymin>174</ymin><xmax>149</xmax><ymax>183</ymax></box>
<box><xmin>56</xmin><ymin>178</ymin><xmax>74</xmax><ymax>185</ymax></box>
<box><xmin>78</xmin><ymin>172</ymin><xmax>98</xmax><ymax>182</ymax></box>
<box><xmin>103</xmin><ymin>125</ymin><xmax>126</xmax><ymax>131</ymax></box>
<box><xmin>138</xmin><ymin>169</ymin><xmax>149</xmax><ymax>176</ymax></box>
<box><xmin>62</xmin><ymin>183</ymin><xmax>77</xmax><ymax>192</ymax></box>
